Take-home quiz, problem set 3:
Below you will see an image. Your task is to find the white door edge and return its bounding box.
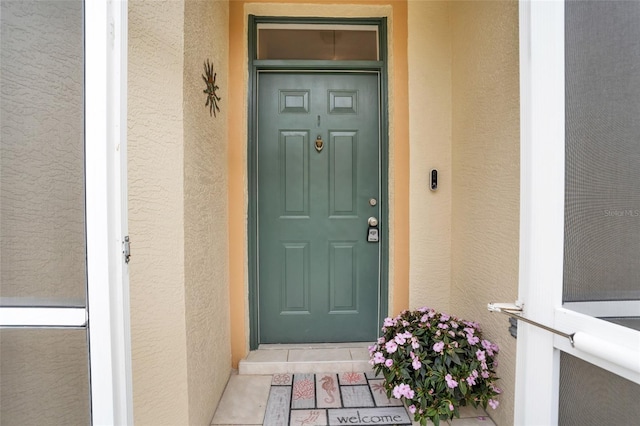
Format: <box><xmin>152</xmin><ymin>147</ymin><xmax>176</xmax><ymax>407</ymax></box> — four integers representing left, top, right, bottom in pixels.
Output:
<box><xmin>515</xmin><ymin>0</ymin><xmax>565</xmax><ymax>424</ymax></box>
<box><xmin>86</xmin><ymin>0</ymin><xmax>133</xmax><ymax>424</ymax></box>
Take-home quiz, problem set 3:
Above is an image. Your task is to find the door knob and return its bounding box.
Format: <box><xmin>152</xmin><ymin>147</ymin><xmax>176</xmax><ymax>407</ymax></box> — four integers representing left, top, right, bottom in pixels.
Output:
<box><xmin>368</xmin><ymin>217</ymin><xmax>378</xmax><ymax>227</ymax></box>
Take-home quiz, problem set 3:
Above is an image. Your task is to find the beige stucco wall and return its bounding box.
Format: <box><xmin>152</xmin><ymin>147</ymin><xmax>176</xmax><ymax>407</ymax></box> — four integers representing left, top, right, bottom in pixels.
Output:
<box><xmin>183</xmin><ymin>0</ymin><xmax>231</xmax><ymax>424</ymax></box>
<box><xmin>129</xmin><ymin>0</ymin><xmax>230</xmax><ymax>424</ymax></box>
<box><xmin>408</xmin><ymin>0</ymin><xmax>452</xmax><ymax>312</ymax></box>
<box><xmin>408</xmin><ymin>1</ymin><xmax>519</xmax><ymax>424</ymax></box>
<box><xmin>450</xmin><ymin>1</ymin><xmax>520</xmax><ymax>425</ymax></box>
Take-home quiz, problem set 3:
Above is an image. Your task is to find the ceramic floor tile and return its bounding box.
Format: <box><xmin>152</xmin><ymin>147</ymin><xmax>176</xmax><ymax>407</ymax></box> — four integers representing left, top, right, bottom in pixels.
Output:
<box><xmin>286</xmin><ymin>362</ymin><xmax>363</xmax><ymax>374</ymax></box>
<box><xmin>288</xmin><ymin>348</ymin><xmax>351</xmax><ymax>362</ymax></box>
<box><xmin>410</xmin><ymin>413</ymin><xmax>496</xmax><ymax>426</ymax></box>
<box><xmin>211</xmin><ymin>375</ymin><xmax>272</xmax><ymax>425</ymax></box>
<box><xmin>450</xmin><ymin>417</ymin><xmax>495</xmax><ymax>425</ymax></box>
<box><xmin>245</xmin><ymin>349</ymin><xmax>289</xmax><ymax>363</ymax></box>
<box><xmin>457</xmin><ymin>405</ymin><xmax>490</xmax><ymax>418</ymax></box>
<box><xmin>349</xmin><ymin>347</ymin><xmax>371</xmax><ymax>361</ymax></box>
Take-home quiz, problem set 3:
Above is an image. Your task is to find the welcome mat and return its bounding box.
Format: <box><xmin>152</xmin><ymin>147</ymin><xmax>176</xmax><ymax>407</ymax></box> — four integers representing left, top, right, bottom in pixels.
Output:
<box><xmin>263</xmin><ymin>372</ymin><xmax>412</xmax><ymax>426</ymax></box>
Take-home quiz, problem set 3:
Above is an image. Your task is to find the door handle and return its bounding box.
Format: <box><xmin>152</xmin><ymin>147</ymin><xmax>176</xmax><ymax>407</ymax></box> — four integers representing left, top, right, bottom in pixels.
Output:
<box><xmin>367</xmin><ymin>217</ymin><xmax>379</xmax><ymax>243</ymax></box>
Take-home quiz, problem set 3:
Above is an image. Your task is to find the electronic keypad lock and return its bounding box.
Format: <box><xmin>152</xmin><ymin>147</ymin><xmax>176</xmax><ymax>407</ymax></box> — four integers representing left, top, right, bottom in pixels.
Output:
<box><xmin>367</xmin><ymin>217</ymin><xmax>379</xmax><ymax>243</ymax></box>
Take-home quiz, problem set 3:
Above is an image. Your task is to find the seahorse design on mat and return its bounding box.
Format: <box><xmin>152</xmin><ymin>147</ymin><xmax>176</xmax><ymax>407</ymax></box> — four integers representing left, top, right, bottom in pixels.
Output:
<box><xmin>320</xmin><ymin>375</ymin><xmax>337</xmax><ymax>403</ymax></box>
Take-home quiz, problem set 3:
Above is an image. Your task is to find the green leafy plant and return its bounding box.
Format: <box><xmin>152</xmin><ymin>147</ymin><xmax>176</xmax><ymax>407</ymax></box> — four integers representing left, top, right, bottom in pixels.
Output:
<box><xmin>369</xmin><ymin>307</ymin><xmax>502</xmax><ymax>425</ymax></box>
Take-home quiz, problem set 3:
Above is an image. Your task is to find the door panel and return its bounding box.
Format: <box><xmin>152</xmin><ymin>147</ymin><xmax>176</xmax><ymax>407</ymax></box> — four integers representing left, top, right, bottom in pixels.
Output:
<box><xmin>258</xmin><ymin>73</ymin><xmax>380</xmax><ymax>343</ymax></box>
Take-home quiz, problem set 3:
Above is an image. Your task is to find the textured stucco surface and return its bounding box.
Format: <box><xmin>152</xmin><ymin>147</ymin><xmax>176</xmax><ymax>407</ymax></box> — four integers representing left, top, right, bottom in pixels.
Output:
<box><xmin>128</xmin><ymin>0</ymin><xmax>190</xmax><ymax>423</ymax></box>
<box><xmin>450</xmin><ymin>2</ymin><xmax>520</xmax><ymax>425</ymax></box>
<box><xmin>183</xmin><ymin>0</ymin><xmax>231</xmax><ymax>424</ymax></box>
<box><xmin>408</xmin><ymin>0</ymin><xmax>452</xmax><ymax>312</ymax></box>
<box><xmin>129</xmin><ymin>0</ymin><xmax>231</xmax><ymax>423</ymax></box>
<box><xmin>0</xmin><ymin>0</ymin><xmax>85</xmax><ymax>300</ymax></box>
<box><xmin>407</xmin><ymin>2</ymin><xmax>520</xmax><ymax>423</ymax></box>
<box><xmin>128</xmin><ymin>0</ymin><xmax>231</xmax><ymax>425</ymax></box>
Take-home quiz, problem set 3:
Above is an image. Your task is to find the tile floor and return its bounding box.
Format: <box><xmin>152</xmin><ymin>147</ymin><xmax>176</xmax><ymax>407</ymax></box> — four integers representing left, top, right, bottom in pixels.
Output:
<box><xmin>213</xmin><ymin>345</ymin><xmax>496</xmax><ymax>426</ymax></box>
<box><xmin>238</xmin><ymin>343</ymin><xmax>372</xmax><ymax>375</ymax></box>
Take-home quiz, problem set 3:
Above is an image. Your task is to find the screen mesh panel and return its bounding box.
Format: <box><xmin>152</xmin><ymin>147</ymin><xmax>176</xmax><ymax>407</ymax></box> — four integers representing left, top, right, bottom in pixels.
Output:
<box><xmin>564</xmin><ymin>0</ymin><xmax>640</xmax><ymax>302</ymax></box>
<box><xmin>0</xmin><ymin>329</ymin><xmax>90</xmax><ymax>425</ymax></box>
<box><xmin>0</xmin><ymin>0</ymin><xmax>86</xmax><ymax>303</ymax></box>
<box><xmin>559</xmin><ymin>352</ymin><xmax>640</xmax><ymax>425</ymax></box>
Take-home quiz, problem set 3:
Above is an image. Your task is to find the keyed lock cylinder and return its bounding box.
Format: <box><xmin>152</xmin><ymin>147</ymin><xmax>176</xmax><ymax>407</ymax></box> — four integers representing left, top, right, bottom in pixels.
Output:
<box><xmin>367</xmin><ymin>216</ymin><xmax>379</xmax><ymax>243</ymax></box>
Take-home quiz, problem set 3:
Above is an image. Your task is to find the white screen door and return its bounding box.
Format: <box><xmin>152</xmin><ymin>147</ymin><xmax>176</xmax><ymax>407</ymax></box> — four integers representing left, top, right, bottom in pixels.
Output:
<box><xmin>516</xmin><ymin>1</ymin><xmax>640</xmax><ymax>424</ymax></box>
<box><xmin>0</xmin><ymin>1</ymin><xmax>132</xmax><ymax>424</ymax></box>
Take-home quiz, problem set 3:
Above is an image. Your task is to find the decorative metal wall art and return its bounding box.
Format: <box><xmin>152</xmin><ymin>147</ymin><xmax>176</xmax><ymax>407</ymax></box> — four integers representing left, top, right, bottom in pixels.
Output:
<box><xmin>202</xmin><ymin>59</ymin><xmax>221</xmax><ymax>117</ymax></box>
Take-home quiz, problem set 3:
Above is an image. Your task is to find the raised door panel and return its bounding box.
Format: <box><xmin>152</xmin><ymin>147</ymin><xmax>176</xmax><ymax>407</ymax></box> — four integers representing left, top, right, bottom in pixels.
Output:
<box><xmin>280</xmin><ymin>131</ymin><xmax>309</xmax><ymax>217</ymax></box>
<box><xmin>329</xmin><ymin>131</ymin><xmax>358</xmax><ymax>217</ymax></box>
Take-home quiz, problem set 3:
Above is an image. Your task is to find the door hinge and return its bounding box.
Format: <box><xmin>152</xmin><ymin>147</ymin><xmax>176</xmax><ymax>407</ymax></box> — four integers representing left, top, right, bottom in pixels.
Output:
<box><xmin>123</xmin><ymin>236</ymin><xmax>131</xmax><ymax>264</ymax></box>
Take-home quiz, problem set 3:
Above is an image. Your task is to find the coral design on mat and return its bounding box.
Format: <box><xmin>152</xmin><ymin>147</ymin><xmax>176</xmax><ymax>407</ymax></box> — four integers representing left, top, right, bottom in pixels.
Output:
<box><xmin>293</xmin><ymin>378</ymin><xmax>315</xmax><ymax>400</ymax></box>
<box><xmin>371</xmin><ymin>381</ymin><xmax>386</xmax><ymax>394</ymax></box>
<box><xmin>341</xmin><ymin>372</ymin><xmax>364</xmax><ymax>384</ymax></box>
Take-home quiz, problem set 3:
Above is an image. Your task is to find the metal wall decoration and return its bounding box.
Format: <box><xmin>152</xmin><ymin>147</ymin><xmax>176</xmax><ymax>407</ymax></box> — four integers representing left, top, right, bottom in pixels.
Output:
<box><xmin>202</xmin><ymin>59</ymin><xmax>221</xmax><ymax>117</ymax></box>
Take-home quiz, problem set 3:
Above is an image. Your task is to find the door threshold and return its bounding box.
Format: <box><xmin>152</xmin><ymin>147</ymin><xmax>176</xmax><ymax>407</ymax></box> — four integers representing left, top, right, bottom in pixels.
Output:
<box><xmin>258</xmin><ymin>342</ymin><xmax>371</xmax><ymax>350</ymax></box>
<box><xmin>239</xmin><ymin>342</ymin><xmax>373</xmax><ymax>375</ymax></box>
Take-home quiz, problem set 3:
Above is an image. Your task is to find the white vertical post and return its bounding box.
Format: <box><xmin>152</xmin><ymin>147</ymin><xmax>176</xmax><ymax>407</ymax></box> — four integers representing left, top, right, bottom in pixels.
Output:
<box><xmin>516</xmin><ymin>0</ymin><xmax>565</xmax><ymax>424</ymax></box>
<box><xmin>85</xmin><ymin>0</ymin><xmax>132</xmax><ymax>424</ymax></box>
<box><xmin>107</xmin><ymin>0</ymin><xmax>133</xmax><ymax>424</ymax></box>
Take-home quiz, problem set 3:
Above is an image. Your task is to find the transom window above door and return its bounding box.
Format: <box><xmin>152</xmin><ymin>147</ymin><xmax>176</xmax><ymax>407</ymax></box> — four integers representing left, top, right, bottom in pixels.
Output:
<box><xmin>257</xmin><ymin>23</ymin><xmax>379</xmax><ymax>61</ymax></box>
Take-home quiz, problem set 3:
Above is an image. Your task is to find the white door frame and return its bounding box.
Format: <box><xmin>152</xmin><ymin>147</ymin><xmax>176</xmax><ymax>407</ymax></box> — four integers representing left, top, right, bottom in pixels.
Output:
<box><xmin>86</xmin><ymin>1</ymin><xmax>133</xmax><ymax>424</ymax></box>
<box><xmin>0</xmin><ymin>1</ymin><xmax>132</xmax><ymax>424</ymax></box>
<box><xmin>516</xmin><ymin>1</ymin><xmax>640</xmax><ymax>424</ymax></box>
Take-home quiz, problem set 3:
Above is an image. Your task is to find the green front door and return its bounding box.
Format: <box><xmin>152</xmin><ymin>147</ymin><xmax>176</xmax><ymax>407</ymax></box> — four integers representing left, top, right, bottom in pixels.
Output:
<box><xmin>257</xmin><ymin>72</ymin><xmax>381</xmax><ymax>343</ymax></box>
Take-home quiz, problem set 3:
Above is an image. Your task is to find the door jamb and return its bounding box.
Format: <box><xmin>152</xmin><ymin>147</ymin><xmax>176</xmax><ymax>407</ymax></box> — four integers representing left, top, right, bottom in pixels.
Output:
<box><xmin>247</xmin><ymin>16</ymin><xmax>389</xmax><ymax>349</ymax></box>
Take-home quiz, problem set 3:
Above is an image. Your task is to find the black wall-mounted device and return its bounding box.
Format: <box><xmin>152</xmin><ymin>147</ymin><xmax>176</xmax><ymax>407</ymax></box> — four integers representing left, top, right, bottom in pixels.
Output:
<box><xmin>430</xmin><ymin>169</ymin><xmax>438</xmax><ymax>191</ymax></box>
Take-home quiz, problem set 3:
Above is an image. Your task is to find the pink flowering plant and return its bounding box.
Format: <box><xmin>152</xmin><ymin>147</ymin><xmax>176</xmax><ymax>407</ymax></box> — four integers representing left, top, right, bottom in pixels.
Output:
<box><xmin>369</xmin><ymin>307</ymin><xmax>502</xmax><ymax>426</ymax></box>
